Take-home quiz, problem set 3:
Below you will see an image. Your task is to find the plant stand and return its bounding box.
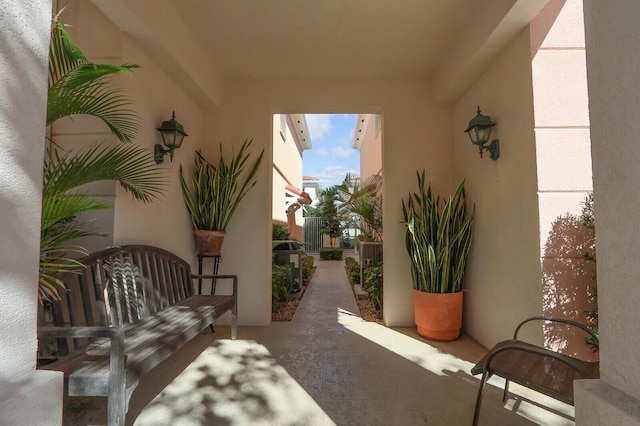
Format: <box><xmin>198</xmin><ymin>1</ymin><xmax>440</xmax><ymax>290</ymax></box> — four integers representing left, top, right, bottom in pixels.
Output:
<box><xmin>197</xmin><ymin>254</ymin><xmax>221</xmax><ymax>294</ymax></box>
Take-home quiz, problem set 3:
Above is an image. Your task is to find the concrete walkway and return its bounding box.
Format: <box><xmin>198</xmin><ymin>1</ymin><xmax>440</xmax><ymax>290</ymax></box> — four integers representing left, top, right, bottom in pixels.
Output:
<box><xmin>65</xmin><ymin>257</ymin><xmax>575</xmax><ymax>425</ymax></box>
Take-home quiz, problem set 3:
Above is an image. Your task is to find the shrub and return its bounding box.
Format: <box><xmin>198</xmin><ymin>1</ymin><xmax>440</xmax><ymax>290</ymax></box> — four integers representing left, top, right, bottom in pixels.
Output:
<box><xmin>344</xmin><ymin>257</ymin><xmax>360</xmax><ymax>284</ymax></box>
<box><xmin>272</xmin><ymin>264</ymin><xmax>291</xmax><ymax>312</ymax></box>
<box><xmin>580</xmin><ymin>193</ymin><xmax>598</xmax><ymax>352</ymax></box>
<box><xmin>272</xmin><ymin>222</ymin><xmax>292</xmax><ymax>240</ymax></box>
<box><xmin>340</xmin><ymin>236</ymin><xmax>354</xmax><ymax>249</ymax></box>
<box><xmin>301</xmin><ymin>254</ymin><xmax>315</xmax><ymax>284</ymax></box>
<box><xmin>320</xmin><ymin>247</ymin><xmax>343</xmax><ymax>260</ymax></box>
<box><xmin>363</xmin><ymin>266</ymin><xmax>383</xmax><ymax>311</ymax></box>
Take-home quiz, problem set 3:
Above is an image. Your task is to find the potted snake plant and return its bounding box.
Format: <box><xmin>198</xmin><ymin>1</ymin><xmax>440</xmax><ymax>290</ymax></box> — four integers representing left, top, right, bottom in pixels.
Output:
<box><xmin>180</xmin><ymin>139</ymin><xmax>264</xmax><ymax>256</ymax></box>
<box><xmin>402</xmin><ymin>171</ymin><xmax>474</xmax><ymax>341</ymax></box>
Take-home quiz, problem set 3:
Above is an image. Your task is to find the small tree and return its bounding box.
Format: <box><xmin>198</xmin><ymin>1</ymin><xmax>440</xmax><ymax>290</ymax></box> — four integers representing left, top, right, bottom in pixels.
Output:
<box><xmin>318</xmin><ymin>186</ymin><xmax>343</xmax><ymax>247</ymax></box>
<box><xmin>336</xmin><ymin>173</ymin><xmax>382</xmax><ymax>242</ymax></box>
<box><xmin>581</xmin><ymin>193</ymin><xmax>598</xmax><ymax>352</ymax></box>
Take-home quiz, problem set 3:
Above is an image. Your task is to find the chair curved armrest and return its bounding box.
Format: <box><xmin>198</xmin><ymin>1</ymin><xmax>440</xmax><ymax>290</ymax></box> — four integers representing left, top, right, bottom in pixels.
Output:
<box><xmin>514</xmin><ymin>316</ymin><xmax>599</xmax><ymax>345</ymax></box>
<box><xmin>481</xmin><ymin>340</ymin><xmax>597</xmax><ymax>378</ymax></box>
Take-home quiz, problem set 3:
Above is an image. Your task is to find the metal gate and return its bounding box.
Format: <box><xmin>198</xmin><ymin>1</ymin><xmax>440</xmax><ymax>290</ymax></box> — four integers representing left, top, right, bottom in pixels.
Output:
<box><xmin>303</xmin><ymin>216</ymin><xmax>322</xmax><ymax>254</ymax></box>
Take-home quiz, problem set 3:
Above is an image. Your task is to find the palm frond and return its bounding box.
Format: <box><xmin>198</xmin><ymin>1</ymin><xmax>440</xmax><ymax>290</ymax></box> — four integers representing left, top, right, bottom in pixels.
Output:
<box><xmin>337</xmin><ymin>173</ymin><xmax>383</xmax><ymax>241</ymax></box>
<box><xmin>48</xmin><ymin>19</ymin><xmax>140</xmax><ymax>142</ymax></box>
<box><xmin>44</xmin><ymin>144</ymin><xmax>167</xmax><ymax>203</ymax></box>
<box><xmin>39</xmin><ymin>18</ymin><xmax>166</xmax><ymax>301</ymax></box>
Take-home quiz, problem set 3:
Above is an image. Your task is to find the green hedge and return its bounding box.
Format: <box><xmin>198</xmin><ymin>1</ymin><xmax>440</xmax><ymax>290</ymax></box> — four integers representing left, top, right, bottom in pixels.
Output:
<box><xmin>320</xmin><ymin>247</ymin><xmax>343</xmax><ymax>260</ymax></box>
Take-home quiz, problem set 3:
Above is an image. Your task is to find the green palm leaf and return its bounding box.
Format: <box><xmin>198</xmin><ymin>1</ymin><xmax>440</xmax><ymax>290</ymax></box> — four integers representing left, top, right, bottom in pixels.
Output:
<box><xmin>39</xmin><ymin>18</ymin><xmax>167</xmax><ymax>300</ymax></box>
<box><xmin>48</xmin><ymin>19</ymin><xmax>140</xmax><ymax>142</ymax></box>
<box><xmin>40</xmin><ymin>144</ymin><xmax>168</xmax><ymax>298</ymax></box>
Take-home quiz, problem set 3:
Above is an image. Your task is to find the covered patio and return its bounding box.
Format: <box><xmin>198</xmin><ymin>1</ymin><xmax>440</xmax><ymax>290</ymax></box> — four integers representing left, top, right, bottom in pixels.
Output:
<box><xmin>3</xmin><ymin>0</ymin><xmax>640</xmax><ymax>424</ymax></box>
<box><xmin>64</xmin><ymin>258</ymin><xmax>574</xmax><ymax>425</ymax></box>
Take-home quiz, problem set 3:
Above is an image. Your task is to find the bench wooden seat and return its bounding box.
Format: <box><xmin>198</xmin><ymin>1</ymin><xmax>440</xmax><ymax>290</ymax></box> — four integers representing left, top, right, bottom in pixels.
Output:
<box><xmin>37</xmin><ymin>245</ymin><xmax>238</xmax><ymax>426</ymax></box>
<box><xmin>471</xmin><ymin>316</ymin><xmax>599</xmax><ymax>425</ymax></box>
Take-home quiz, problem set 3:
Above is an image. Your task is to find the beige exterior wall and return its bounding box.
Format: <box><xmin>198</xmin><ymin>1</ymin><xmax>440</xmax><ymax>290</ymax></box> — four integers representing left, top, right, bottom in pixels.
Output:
<box><xmin>531</xmin><ymin>0</ymin><xmax>595</xmax><ymax>361</ymax></box>
<box><xmin>0</xmin><ymin>1</ymin><xmax>64</xmax><ymax>423</ymax></box>
<box><xmin>576</xmin><ymin>1</ymin><xmax>640</xmax><ymax>423</ymax></box>
<box><xmin>272</xmin><ymin>114</ymin><xmax>304</xmax><ymax>240</ymax></box>
<box><xmin>452</xmin><ymin>29</ymin><xmax>543</xmax><ymax>348</ymax></box>
<box><xmin>360</xmin><ymin>115</ymin><xmax>382</xmax><ymax>180</ymax></box>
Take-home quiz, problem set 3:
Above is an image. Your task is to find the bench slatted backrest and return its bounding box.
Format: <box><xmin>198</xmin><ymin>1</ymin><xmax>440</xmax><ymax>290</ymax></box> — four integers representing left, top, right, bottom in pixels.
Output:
<box><xmin>39</xmin><ymin>245</ymin><xmax>194</xmax><ymax>358</ymax></box>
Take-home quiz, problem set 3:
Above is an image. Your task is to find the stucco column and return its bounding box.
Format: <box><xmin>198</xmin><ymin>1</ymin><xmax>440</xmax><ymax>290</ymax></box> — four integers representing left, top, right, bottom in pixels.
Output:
<box><xmin>0</xmin><ymin>1</ymin><xmax>63</xmax><ymax>424</ymax></box>
<box><xmin>576</xmin><ymin>1</ymin><xmax>640</xmax><ymax>423</ymax></box>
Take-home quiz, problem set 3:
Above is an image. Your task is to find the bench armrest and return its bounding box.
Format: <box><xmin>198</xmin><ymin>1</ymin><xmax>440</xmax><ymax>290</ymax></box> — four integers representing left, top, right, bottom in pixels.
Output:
<box><xmin>38</xmin><ymin>326</ymin><xmax>126</xmax><ymax>421</ymax></box>
<box><xmin>38</xmin><ymin>326</ymin><xmax>122</xmax><ymax>340</ymax></box>
<box><xmin>191</xmin><ymin>274</ymin><xmax>238</xmax><ymax>296</ymax></box>
<box><xmin>513</xmin><ymin>316</ymin><xmax>599</xmax><ymax>345</ymax></box>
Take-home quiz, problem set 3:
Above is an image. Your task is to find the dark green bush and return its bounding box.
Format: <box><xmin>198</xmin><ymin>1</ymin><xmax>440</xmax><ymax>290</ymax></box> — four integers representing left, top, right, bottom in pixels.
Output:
<box><xmin>340</xmin><ymin>236</ymin><xmax>354</xmax><ymax>249</ymax></box>
<box><xmin>272</xmin><ymin>222</ymin><xmax>293</xmax><ymax>240</ymax></box>
<box><xmin>363</xmin><ymin>266</ymin><xmax>383</xmax><ymax>311</ymax></box>
<box><xmin>272</xmin><ymin>264</ymin><xmax>291</xmax><ymax>312</ymax></box>
<box><xmin>345</xmin><ymin>257</ymin><xmax>358</xmax><ymax>268</ymax></box>
<box><xmin>344</xmin><ymin>257</ymin><xmax>360</xmax><ymax>284</ymax></box>
<box><xmin>320</xmin><ymin>247</ymin><xmax>343</xmax><ymax>260</ymax></box>
<box><xmin>302</xmin><ymin>254</ymin><xmax>315</xmax><ymax>284</ymax></box>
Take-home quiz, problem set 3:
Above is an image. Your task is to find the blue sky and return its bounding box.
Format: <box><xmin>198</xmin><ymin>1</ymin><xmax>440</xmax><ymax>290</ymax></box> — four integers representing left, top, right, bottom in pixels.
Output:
<box><xmin>303</xmin><ymin>114</ymin><xmax>359</xmax><ymax>189</ymax></box>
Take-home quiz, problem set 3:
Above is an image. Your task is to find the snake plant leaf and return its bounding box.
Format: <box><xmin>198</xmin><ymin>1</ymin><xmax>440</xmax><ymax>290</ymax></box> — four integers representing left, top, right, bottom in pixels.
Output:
<box><xmin>402</xmin><ymin>171</ymin><xmax>474</xmax><ymax>293</ymax></box>
<box><xmin>180</xmin><ymin>139</ymin><xmax>264</xmax><ymax>231</ymax></box>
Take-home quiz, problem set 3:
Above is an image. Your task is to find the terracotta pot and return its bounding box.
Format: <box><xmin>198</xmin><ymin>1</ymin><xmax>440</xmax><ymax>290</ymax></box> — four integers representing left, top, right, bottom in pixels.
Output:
<box><xmin>413</xmin><ymin>290</ymin><xmax>463</xmax><ymax>341</ymax></box>
<box><xmin>194</xmin><ymin>229</ymin><xmax>226</xmax><ymax>256</ymax></box>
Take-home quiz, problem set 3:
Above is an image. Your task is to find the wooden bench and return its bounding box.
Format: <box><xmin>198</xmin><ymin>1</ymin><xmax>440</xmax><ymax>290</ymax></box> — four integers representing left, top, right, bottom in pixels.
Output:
<box><xmin>36</xmin><ymin>245</ymin><xmax>238</xmax><ymax>426</ymax></box>
<box><xmin>471</xmin><ymin>316</ymin><xmax>599</xmax><ymax>425</ymax></box>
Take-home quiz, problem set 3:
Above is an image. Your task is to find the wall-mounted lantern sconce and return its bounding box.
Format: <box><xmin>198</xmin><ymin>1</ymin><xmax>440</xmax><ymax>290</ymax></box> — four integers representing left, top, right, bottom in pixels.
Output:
<box><xmin>154</xmin><ymin>111</ymin><xmax>188</xmax><ymax>164</ymax></box>
<box><xmin>464</xmin><ymin>106</ymin><xmax>500</xmax><ymax>160</ymax></box>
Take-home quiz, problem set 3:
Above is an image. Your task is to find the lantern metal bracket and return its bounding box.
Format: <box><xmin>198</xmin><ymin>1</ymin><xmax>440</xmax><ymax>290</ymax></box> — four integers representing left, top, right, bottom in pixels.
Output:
<box><xmin>479</xmin><ymin>139</ymin><xmax>500</xmax><ymax>160</ymax></box>
<box><xmin>154</xmin><ymin>144</ymin><xmax>173</xmax><ymax>163</ymax></box>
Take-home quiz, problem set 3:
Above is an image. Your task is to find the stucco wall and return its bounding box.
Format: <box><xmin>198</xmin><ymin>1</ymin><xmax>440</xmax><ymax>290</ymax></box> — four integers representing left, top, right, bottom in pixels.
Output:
<box><xmin>452</xmin><ymin>29</ymin><xmax>543</xmax><ymax>348</ymax></box>
<box><xmin>360</xmin><ymin>115</ymin><xmax>382</xmax><ymax>180</ymax></box>
<box><xmin>204</xmin><ymin>76</ymin><xmax>451</xmax><ymax>326</ymax></box>
<box><xmin>577</xmin><ymin>1</ymin><xmax>640</xmax><ymax>422</ymax></box>
<box><xmin>53</xmin><ymin>1</ymin><xmax>205</xmax><ymax>270</ymax></box>
<box><xmin>272</xmin><ymin>114</ymin><xmax>304</xmax><ymax>238</ymax></box>
<box><xmin>0</xmin><ymin>1</ymin><xmax>64</xmax><ymax>423</ymax></box>
<box><xmin>531</xmin><ymin>0</ymin><xmax>595</xmax><ymax>361</ymax></box>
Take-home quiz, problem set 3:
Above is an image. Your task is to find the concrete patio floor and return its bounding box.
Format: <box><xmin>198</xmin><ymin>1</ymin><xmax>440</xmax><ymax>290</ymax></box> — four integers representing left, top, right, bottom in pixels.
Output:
<box><xmin>64</xmin><ymin>256</ymin><xmax>576</xmax><ymax>425</ymax></box>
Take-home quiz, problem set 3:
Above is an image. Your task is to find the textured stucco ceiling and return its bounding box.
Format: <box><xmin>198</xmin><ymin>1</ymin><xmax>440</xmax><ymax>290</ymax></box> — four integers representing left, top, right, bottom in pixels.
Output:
<box><xmin>171</xmin><ymin>0</ymin><xmax>476</xmax><ymax>78</ymax></box>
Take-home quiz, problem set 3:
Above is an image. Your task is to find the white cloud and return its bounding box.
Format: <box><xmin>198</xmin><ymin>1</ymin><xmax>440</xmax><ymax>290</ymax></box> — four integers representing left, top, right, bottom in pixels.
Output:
<box><xmin>315</xmin><ymin>148</ymin><xmax>329</xmax><ymax>157</ymax></box>
<box><xmin>305</xmin><ymin>114</ymin><xmax>332</xmax><ymax>143</ymax></box>
<box><xmin>317</xmin><ymin>164</ymin><xmax>359</xmax><ymax>187</ymax></box>
<box><xmin>331</xmin><ymin>146</ymin><xmax>353</xmax><ymax>161</ymax></box>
